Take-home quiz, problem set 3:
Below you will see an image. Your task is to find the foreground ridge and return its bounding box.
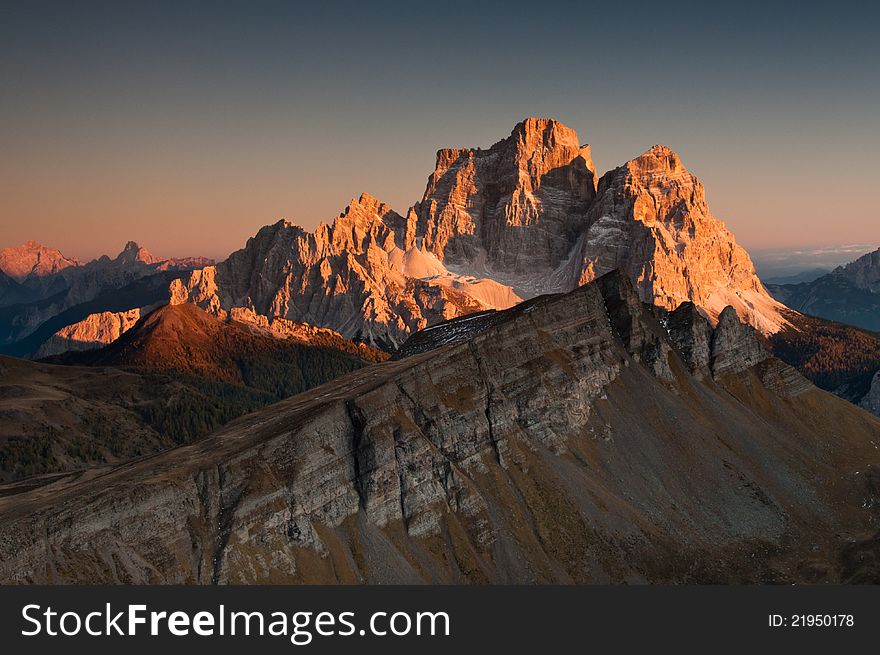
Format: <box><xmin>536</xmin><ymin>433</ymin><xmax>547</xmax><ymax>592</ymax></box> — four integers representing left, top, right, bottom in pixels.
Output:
<box><xmin>1</xmin><ymin>271</ymin><xmax>877</xmax><ymax>584</ymax></box>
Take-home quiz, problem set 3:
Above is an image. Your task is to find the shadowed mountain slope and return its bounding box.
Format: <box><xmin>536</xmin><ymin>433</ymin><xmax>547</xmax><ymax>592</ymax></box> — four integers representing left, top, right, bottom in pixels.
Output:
<box><xmin>1</xmin><ymin>271</ymin><xmax>877</xmax><ymax>584</ymax></box>
<box><xmin>0</xmin><ymin>355</ymin><xmax>177</xmax><ymax>482</ymax></box>
<box><xmin>767</xmin><ymin>248</ymin><xmax>880</xmax><ymax>332</ymax></box>
<box><xmin>0</xmin><ymin>305</ymin><xmax>381</xmax><ymax>482</ymax></box>
<box><xmin>768</xmin><ymin>310</ymin><xmax>880</xmax><ymax>407</ymax></box>
<box><xmin>57</xmin><ymin>303</ymin><xmax>384</xmax><ymax>385</ymax></box>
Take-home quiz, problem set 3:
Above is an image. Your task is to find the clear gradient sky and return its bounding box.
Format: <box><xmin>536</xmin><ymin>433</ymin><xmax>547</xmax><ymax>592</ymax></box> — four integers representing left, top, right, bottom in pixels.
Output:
<box><xmin>1</xmin><ymin>0</ymin><xmax>877</xmax><ymax>262</ymax></box>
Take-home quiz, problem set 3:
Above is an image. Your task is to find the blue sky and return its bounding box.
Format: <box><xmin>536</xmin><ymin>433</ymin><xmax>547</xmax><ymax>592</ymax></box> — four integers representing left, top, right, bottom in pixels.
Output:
<box><xmin>1</xmin><ymin>0</ymin><xmax>878</xmax><ymax>260</ymax></box>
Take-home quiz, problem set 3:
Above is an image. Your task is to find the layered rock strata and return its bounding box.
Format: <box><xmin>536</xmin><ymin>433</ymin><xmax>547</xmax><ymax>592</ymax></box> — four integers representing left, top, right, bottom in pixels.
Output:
<box><xmin>1</xmin><ymin>272</ymin><xmax>876</xmax><ymax>584</ymax></box>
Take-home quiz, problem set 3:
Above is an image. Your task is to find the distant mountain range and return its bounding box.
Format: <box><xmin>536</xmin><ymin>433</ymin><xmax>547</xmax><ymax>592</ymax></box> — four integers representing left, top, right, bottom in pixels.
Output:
<box><xmin>0</xmin><ymin>240</ymin><xmax>214</xmax><ymax>356</ymax></box>
<box><xmin>762</xmin><ymin>268</ymin><xmax>830</xmax><ymax>285</ymax></box>
<box><xmin>767</xmin><ymin>248</ymin><xmax>880</xmax><ymax>331</ymax></box>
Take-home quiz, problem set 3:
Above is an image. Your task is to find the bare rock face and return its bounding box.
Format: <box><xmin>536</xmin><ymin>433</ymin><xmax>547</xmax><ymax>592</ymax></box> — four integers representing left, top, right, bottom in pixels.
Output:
<box><xmin>833</xmin><ymin>248</ymin><xmax>880</xmax><ymax>293</ymax></box>
<box><xmin>227</xmin><ymin>307</ymin><xmax>388</xmax><ymax>363</ymax></box>
<box><xmin>410</xmin><ymin>118</ymin><xmax>597</xmax><ymax>282</ymax></box>
<box><xmin>0</xmin><ymin>240</ymin><xmax>80</xmax><ymax>282</ymax></box>
<box><xmin>1</xmin><ymin>273</ymin><xmax>876</xmax><ymax>584</ymax></box>
<box><xmin>710</xmin><ymin>306</ymin><xmax>772</xmax><ymax>378</ymax></box>
<box><xmin>172</xmin><ymin>194</ymin><xmax>500</xmax><ymax>349</ymax></box>
<box><xmin>662</xmin><ymin>302</ymin><xmax>712</xmax><ymax>376</ymax></box>
<box><xmin>171</xmin><ymin>119</ymin><xmax>789</xmax><ymax>350</ymax></box>
<box><xmin>596</xmin><ymin>270</ymin><xmax>673</xmax><ymax>381</ymax></box>
<box><xmin>562</xmin><ymin>145</ymin><xmax>788</xmax><ymax>334</ymax></box>
<box><xmin>860</xmin><ymin>371</ymin><xmax>880</xmax><ymax>416</ymax></box>
<box><xmin>33</xmin><ymin>307</ymin><xmax>146</xmax><ymax>359</ymax></box>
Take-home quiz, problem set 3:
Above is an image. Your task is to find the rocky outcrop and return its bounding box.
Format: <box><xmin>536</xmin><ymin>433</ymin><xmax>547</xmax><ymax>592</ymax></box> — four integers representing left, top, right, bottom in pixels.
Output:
<box><xmin>227</xmin><ymin>307</ymin><xmax>388</xmax><ymax>363</ymax></box>
<box><xmin>860</xmin><ymin>371</ymin><xmax>880</xmax><ymax>416</ymax></box>
<box><xmin>33</xmin><ymin>307</ymin><xmax>147</xmax><ymax>359</ymax></box>
<box><xmin>171</xmin><ymin>119</ymin><xmax>787</xmax><ymax>349</ymax></box>
<box><xmin>4</xmin><ymin>273</ymin><xmax>875</xmax><ymax>584</ymax></box>
<box><xmin>0</xmin><ymin>240</ymin><xmax>79</xmax><ymax>282</ymax></box>
<box><xmin>596</xmin><ymin>270</ymin><xmax>673</xmax><ymax>381</ymax></box>
<box><xmin>767</xmin><ymin>248</ymin><xmax>880</xmax><ymax>332</ymax></box>
<box><xmin>562</xmin><ymin>145</ymin><xmax>788</xmax><ymax>334</ymax></box>
<box><xmin>171</xmin><ymin>194</ymin><xmax>511</xmax><ymax>349</ymax></box>
<box><xmin>710</xmin><ymin>306</ymin><xmax>772</xmax><ymax>378</ymax></box>
<box><xmin>662</xmin><ymin>302</ymin><xmax>712</xmax><ymax>377</ymax></box>
<box><xmin>710</xmin><ymin>306</ymin><xmax>812</xmax><ymax>395</ymax></box>
<box><xmin>409</xmin><ymin>118</ymin><xmax>597</xmax><ymax>282</ymax></box>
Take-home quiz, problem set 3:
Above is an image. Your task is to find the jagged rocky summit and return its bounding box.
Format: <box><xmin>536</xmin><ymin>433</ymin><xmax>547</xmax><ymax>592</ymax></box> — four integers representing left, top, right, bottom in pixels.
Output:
<box><xmin>0</xmin><ymin>240</ymin><xmax>214</xmax><ymax>356</ymax></box>
<box><xmin>171</xmin><ymin>118</ymin><xmax>788</xmax><ymax>348</ymax></box>
<box><xmin>0</xmin><ymin>272</ymin><xmax>875</xmax><ymax>584</ymax></box>
<box><xmin>0</xmin><ymin>240</ymin><xmax>81</xmax><ymax>282</ymax></box>
<box><xmin>33</xmin><ymin>307</ymin><xmax>147</xmax><ymax>358</ymax></box>
<box><xmin>861</xmin><ymin>371</ymin><xmax>880</xmax><ymax>415</ymax></box>
<box><xmin>767</xmin><ymin>247</ymin><xmax>880</xmax><ymax>332</ymax></box>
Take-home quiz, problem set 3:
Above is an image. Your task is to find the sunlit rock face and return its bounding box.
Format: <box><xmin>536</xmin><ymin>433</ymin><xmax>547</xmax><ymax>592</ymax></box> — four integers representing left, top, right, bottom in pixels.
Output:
<box><xmin>171</xmin><ymin>194</ymin><xmax>494</xmax><ymax>349</ymax></box>
<box><xmin>0</xmin><ymin>240</ymin><xmax>80</xmax><ymax>282</ymax></box>
<box><xmin>33</xmin><ymin>308</ymin><xmax>146</xmax><ymax>358</ymax></box>
<box><xmin>171</xmin><ymin>119</ymin><xmax>788</xmax><ymax>349</ymax></box>
<box><xmin>409</xmin><ymin>118</ymin><xmax>598</xmax><ymax>280</ymax></box>
<box><xmin>561</xmin><ymin>145</ymin><xmax>789</xmax><ymax>334</ymax></box>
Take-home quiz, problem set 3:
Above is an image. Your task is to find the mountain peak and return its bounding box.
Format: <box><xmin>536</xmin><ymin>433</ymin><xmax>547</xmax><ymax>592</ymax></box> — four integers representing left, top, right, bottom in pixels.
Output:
<box><xmin>508</xmin><ymin>117</ymin><xmax>582</xmax><ymax>150</ymax></box>
<box><xmin>830</xmin><ymin>246</ymin><xmax>880</xmax><ymax>293</ymax></box>
<box><xmin>332</xmin><ymin>193</ymin><xmax>402</xmax><ymax>239</ymax></box>
<box><xmin>171</xmin><ymin>120</ymin><xmax>789</xmax><ymax>346</ymax></box>
<box><xmin>412</xmin><ymin>118</ymin><xmax>597</xmax><ymax>274</ymax></box>
<box><xmin>645</xmin><ymin>143</ymin><xmax>678</xmax><ymax>157</ymax></box>
<box><xmin>0</xmin><ymin>240</ymin><xmax>80</xmax><ymax>281</ymax></box>
<box><xmin>116</xmin><ymin>241</ymin><xmax>157</xmax><ymax>265</ymax></box>
<box><xmin>568</xmin><ymin>139</ymin><xmax>788</xmax><ymax>334</ymax></box>
<box><xmin>626</xmin><ymin>144</ymin><xmax>686</xmax><ymax>176</ymax></box>
<box><xmin>74</xmin><ymin>302</ymin><xmax>372</xmax><ymax>387</ymax></box>
<box><xmin>343</xmin><ymin>192</ymin><xmax>394</xmax><ymax>217</ymax></box>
